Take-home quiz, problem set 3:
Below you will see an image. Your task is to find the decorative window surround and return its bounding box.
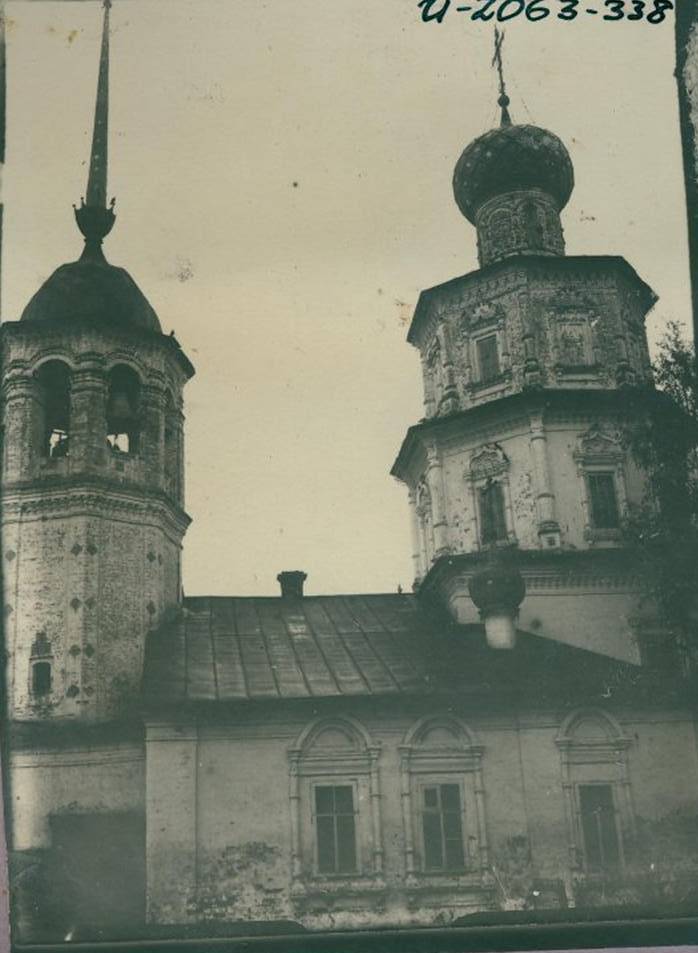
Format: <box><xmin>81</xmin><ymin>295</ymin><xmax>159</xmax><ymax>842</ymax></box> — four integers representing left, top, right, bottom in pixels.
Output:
<box><xmin>555</xmin><ymin>708</ymin><xmax>634</xmax><ymax>875</ymax></box>
<box><xmin>470</xmin><ymin>327</ymin><xmax>510</xmax><ymax>391</ymax></box>
<box><xmin>457</xmin><ymin>301</ymin><xmax>511</xmax><ymax>399</ymax></box>
<box><xmin>466</xmin><ymin>444</ymin><xmax>517</xmax><ymax>550</ymax></box>
<box><xmin>573</xmin><ymin>427</ymin><xmax>628</xmax><ymax>545</ymax></box>
<box><xmin>288</xmin><ymin>718</ymin><xmax>385</xmax><ymax>908</ymax></box>
<box><xmin>399</xmin><ymin>716</ymin><xmax>489</xmax><ymax>896</ymax></box>
<box><xmin>424</xmin><ymin>329</ymin><xmax>460</xmax><ymax>418</ymax></box>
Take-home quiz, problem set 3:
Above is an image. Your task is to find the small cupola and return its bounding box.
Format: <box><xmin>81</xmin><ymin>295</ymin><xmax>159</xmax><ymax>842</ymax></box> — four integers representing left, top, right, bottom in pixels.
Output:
<box><xmin>451</xmin><ymin>30</ymin><xmax>574</xmax><ymax>267</ymax></box>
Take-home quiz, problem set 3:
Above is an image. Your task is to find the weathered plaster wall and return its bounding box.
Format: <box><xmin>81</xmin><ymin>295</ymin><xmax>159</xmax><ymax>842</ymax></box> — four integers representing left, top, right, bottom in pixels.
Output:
<box><xmin>9</xmin><ymin>743</ymin><xmax>144</xmax><ymax>849</ymax></box>
<box><xmin>3</xmin><ymin>510</ymin><xmax>181</xmax><ymax>720</ymax></box>
<box><xmin>145</xmin><ymin>702</ymin><xmax>698</xmax><ymax>929</ymax></box>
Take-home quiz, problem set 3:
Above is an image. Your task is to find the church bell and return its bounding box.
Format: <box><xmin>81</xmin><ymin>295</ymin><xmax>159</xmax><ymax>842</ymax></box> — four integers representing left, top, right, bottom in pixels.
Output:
<box><xmin>107</xmin><ymin>388</ymin><xmax>136</xmax><ymax>430</ymax></box>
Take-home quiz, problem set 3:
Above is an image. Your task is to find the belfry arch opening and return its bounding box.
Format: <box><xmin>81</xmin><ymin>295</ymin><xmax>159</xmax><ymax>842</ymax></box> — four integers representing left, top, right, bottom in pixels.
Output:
<box><xmin>106</xmin><ymin>365</ymin><xmax>141</xmax><ymax>455</ymax></box>
<box><xmin>37</xmin><ymin>360</ymin><xmax>71</xmax><ymax>458</ymax></box>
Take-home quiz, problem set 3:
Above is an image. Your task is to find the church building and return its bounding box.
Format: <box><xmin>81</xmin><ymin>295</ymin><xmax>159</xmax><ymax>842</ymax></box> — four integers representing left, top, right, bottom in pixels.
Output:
<box><xmin>3</xmin><ymin>4</ymin><xmax>698</xmax><ymax>943</ymax></box>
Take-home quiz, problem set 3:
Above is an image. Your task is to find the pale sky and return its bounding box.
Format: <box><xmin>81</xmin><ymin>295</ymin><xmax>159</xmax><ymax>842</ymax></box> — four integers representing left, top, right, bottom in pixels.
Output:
<box><xmin>3</xmin><ymin>0</ymin><xmax>690</xmax><ymax>596</ymax></box>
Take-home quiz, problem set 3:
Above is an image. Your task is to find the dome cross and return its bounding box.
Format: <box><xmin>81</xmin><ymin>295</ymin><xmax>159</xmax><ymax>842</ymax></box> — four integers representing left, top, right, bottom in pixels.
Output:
<box><xmin>491</xmin><ymin>27</ymin><xmax>512</xmax><ymax>127</ymax></box>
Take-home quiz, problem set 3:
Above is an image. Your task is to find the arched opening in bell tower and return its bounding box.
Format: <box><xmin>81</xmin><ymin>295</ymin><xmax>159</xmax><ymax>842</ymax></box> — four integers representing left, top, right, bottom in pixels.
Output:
<box><xmin>37</xmin><ymin>360</ymin><xmax>71</xmax><ymax>459</ymax></box>
<box><xmin>106</xmin><ymin>365</ymin><xmax>141</xmax><ymax>455</ymax></box>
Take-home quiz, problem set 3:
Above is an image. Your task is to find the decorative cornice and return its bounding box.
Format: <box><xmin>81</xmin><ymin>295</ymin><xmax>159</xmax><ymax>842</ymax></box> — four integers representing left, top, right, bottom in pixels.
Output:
<box><xmin>391</xmin><ymin>389</ymin><xmax>635</xmax><ymax>483</ymax></box>
<box><xmin>418</xmin><ymin>548</ymin><xmax>645</xmax><ymax>599</ymax></box>
<box><xmin>1</xmin><ymin>319</ymin><xmax>195</xmax><ymax>381</ymax></box>
<box><xmin>407</xmin><ymin>255</ymin><xmax>657</xmax><ymax>348</ymax></box>
<box><xmin>2</xmin><ymin>476</ymin><xmax>191</xmax><ymax>536</ymax></box>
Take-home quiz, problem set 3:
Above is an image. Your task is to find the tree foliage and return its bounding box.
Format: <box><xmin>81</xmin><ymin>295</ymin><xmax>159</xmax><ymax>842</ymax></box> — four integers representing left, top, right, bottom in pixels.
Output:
<box><xmin>619</xmin><ymin>323</ymin><xmax>698</xmax><ymax>662</ymax></box>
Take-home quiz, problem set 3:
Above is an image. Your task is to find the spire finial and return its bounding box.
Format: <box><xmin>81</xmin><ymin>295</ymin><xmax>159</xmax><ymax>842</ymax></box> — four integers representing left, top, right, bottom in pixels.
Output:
<box><xmin>74</xmin><ymin>0</ymin><xmax>115</xmax><ymax>262</ymax></box>
<box><xmin>491</xmin><ymin>27</ymin><xmax>512</xmax><ymax>127</ymax></box>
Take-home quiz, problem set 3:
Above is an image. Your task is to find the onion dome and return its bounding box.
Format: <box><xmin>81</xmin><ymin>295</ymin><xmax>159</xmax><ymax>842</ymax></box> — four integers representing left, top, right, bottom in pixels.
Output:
<box><xmin>453</xmin><ymin>124</ymin><xmax>575</xmax><ymax>225</ymax></box>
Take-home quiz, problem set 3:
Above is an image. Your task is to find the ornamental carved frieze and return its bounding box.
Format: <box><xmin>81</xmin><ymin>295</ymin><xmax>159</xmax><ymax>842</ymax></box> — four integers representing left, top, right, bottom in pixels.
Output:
<box><xmin>459</xmin><ymin>301</ymin><xmax>506</xmax><ymax>336</ymax></box>
<box><xmin>573</xmin><ymin>426</ymin><xmax>624</xmax><ymax>465</ymax></box>
<box><xmin>468</xmin><ymin>443</ymin><xmax>509</xmax><ymax>482</ymax></box>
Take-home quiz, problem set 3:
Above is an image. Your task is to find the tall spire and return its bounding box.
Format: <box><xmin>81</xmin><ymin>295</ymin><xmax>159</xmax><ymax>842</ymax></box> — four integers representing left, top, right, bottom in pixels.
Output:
<box><xmin>491</xmin><ymin>27</ymin><xmax>512</xmax><ymax>127</ymax></box>
<box><xmin>74</xmin><ymin>0</ymin><xmax>115</xmax><ymax>262</ymax></box>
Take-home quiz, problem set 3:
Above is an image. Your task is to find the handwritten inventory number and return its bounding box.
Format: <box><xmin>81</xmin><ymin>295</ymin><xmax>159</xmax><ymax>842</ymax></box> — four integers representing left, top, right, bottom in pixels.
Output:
<box><xmin>418</xmin><ymin>0</ymin><xmax>673</xmax><ymax>22</ymax></box>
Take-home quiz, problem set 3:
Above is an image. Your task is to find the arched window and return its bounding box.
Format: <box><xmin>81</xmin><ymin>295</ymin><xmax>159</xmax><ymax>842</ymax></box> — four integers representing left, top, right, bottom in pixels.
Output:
<box><xmin>106</xmin><ymin>365</ymin><xmax>141</xmax><ymax>455</ymax></box>
<box><xmin>37</xmin><ymin>360</ymin><xmax>71</xmax><ymax>458</ymax></box>
<box><xmin>556</xmin><ymin>708</ymin><xmax>633</xmax><ymax>874</ymax></box>
<box><xmin>399</xmin><ymin>716</ymin><xmax>488</xmax><ymax>882</ymax></box>
<box><xmin>467</xmin><ymin>444</ymin><xmax>514</xmax><ymax>549</ymax></box>
<box><xmin>288</xmin><ymin>718</ymin><xmax>383</xmax><ymax>895</ymax></box>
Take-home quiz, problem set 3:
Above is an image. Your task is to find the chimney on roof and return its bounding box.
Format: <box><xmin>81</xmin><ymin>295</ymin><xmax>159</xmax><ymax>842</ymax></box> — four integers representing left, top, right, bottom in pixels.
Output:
<box><xmin>277</xmin><ymin>571</ymin><xmax>307</xmax><ymax>599</ymax></box>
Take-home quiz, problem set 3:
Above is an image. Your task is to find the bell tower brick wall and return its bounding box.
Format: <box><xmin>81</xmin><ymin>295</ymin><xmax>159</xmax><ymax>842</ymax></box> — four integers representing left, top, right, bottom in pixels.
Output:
<box><xmin>1</xmin><ymin>319</ymin><xmax>193</xmax><ymax>722</ymax></box>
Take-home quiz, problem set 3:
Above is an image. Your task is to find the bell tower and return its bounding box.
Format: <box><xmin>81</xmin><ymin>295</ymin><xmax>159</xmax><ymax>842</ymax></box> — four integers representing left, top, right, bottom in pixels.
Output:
<box><xmin>1</xmin><ymin>0</ymin><xmax>194</xmax><ymax>721</ymax></box>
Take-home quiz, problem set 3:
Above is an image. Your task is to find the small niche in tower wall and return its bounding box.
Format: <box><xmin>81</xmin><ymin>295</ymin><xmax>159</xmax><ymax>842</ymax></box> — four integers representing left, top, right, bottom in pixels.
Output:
<box><xmin>31</xmin><ymin>661</ymin><xmax>52</xmax><ymax>697</ymax></box>
<box><xmin>37</xmin><ymin>360</ymin><xmax>71</xmax><ymax>458</ymax></box>
<box><xmin>30</xmin><ymin>633</ymin><xmax>52</xmax><ymax>658</ymax></box>
<box><xmin>106</xmin><ymin>365</ymin><xmax>141</xmax><ymax>455</ymax></box>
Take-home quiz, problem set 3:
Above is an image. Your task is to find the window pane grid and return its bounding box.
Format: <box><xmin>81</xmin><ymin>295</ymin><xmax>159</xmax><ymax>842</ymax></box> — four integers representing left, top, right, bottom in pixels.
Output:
<box><xmin>422</xmin><ymin>784</ymin><xmax>466</xmax><ymax>871</ymax></box>
<box><xmin>314</xmin><ymin>785</ymin><xmax>357</xmax><ymax>875</ymax></box>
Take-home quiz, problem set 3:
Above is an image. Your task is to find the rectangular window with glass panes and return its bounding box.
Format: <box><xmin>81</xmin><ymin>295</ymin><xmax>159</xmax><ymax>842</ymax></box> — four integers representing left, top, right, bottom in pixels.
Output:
<box><xmin>420</xmin><ymin>783</ymin><xmax>466</xmax><ymax>871</ymax></box>
<box><xmin>314</xmin><ymin>784</ymin><xmax>357</xmax><ymax>875</ymax></box>
<box><xmin>478</xmin><ymin>479</ymin><xmax>507</xmax><ymax>545</ymax></box>
<box><xmin>587</xmin><ymin>472</ymin><xmax>620</xmax><ymax>529</ymax></box>
<box><xmin>476</xmin><ymin>334</ymin><xmax>501</xmax><ymax>384</ymax></box>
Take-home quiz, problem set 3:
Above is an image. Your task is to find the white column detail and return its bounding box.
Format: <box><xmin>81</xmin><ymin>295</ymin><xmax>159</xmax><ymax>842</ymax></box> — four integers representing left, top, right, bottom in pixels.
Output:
<box><xmin>425</xmin><ymin>443</ymin><xmax>449</xmax><ymax>556</ymax></box>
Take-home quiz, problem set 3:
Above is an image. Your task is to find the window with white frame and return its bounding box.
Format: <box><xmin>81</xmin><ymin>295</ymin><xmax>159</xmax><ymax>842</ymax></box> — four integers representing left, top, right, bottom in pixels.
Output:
<box><xmin>288</xmin><ymin>718</ymin><xmax>383</xmax><ymax>886</ymax></box>
<box><xmin>399</xmin><ymin>717</ymin><xmax>488</xmax><ymax>880</ymax></box>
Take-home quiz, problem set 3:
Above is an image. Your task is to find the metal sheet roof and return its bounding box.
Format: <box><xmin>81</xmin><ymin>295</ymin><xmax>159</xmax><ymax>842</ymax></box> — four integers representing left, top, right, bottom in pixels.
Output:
<box><xmin>142</xmin><ymin>594</ymin><xmax>652</xmax><ymax>708</ymax></box>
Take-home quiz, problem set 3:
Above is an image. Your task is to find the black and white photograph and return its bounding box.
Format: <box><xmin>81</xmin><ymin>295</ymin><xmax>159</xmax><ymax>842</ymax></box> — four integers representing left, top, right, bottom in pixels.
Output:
<box><xmin>1</xmin><ymin>0</ymin><xmax>698</xmax><ymax>946</ymax></box>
